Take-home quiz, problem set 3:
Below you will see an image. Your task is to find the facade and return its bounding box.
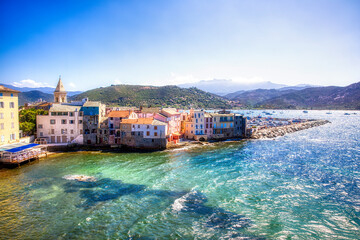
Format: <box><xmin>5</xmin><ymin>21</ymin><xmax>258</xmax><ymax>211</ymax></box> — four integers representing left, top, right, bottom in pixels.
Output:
<box><xmin>36</xmin><ymin>104</ymin><xmax>83</xmax><ymax>144</ymax></box>
<box><xmin>108</xmin><ymin>110</ymin><xmax>138</xmax><ymax>145</ymax></box>
<box><xmin>0</xmin><ymin>85</ymin><xmax>20</xmax><ymax>145</ymax></box>
<box><xmin>184</xmin><ymin>109</ymin><xmax>207</xmax><ymax>141</ymax></box>
<box><xmin>212</xmin><ymin>113</ymin><xmax>235</xmax><ymax>139</ymax></box>
<box><xmin>97</xmin><ymin>117</ymin><xmax>109</xmax><ymax>145</ymax></box>
<box><xmin>82</xmin><ymin>101</ymin><xmax>106</xmax><ymax>145</ymax></box>
<box><xmin>234</xmin><ymin>114</ymin><xmax>247</xmax><ymax>138</ymax></box>
<box><xmin>54</xmin><ymin>76</ymin><xmax>67</xmax><ymax>103</ymax></box>
<box><xmin>155</xmin><ymin>108</ymin><xmax>182</xmax><ymax>143</ymax></box>
<box><xmin>120</xmin><ymin>118</ymin><xmax>167</xmax><ymax>149</ymax></box>
<box><xmin>204</xmin><ymin>113</ymin><xmax>213</xmax><ymax>139</ymax></box>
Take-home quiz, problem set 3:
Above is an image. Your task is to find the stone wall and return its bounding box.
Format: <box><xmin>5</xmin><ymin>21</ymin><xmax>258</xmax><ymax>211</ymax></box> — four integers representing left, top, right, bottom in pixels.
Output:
<box><xmin>250</xmin><ymin>120</ymin><xmax>330</xmax><ymax>139</ymax></box>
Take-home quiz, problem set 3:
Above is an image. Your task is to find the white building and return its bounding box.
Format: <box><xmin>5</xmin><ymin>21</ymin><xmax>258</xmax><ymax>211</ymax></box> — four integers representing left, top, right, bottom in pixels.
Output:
<box><xmin>36</xmin><ymin>104</ymin><xmax>83</xmax><ymax>144</ymax></box>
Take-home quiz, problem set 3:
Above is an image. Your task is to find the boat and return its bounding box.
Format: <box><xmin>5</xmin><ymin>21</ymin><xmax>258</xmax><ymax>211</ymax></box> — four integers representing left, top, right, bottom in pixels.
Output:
<box><xmin>344</xmin><ymin>113</ymin><xmax>351</xmax><ymax>115</ymax></box>
<box><xmin>303</xmin><ymin>111</ymin><xmax>308</xmax><ymax>113</ymax></box>
<box><xmin>326</xmin><ymin>112</ymin><xmax>332</xmax><ymax>114</ymax></box>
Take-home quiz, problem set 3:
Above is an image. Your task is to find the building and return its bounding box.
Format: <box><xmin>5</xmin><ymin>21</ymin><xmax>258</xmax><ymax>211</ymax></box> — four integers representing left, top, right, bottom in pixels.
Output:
<box><xmin>184</xmin><ymin>109</ymin><xmax>207</xmax><ymax>141</ymax></box>
<box><xmin>82</xmin><ymin>101</ymin><xmax>106</xmax><ymax>145</ymax></box>
<box><xmin>154</xmin><ymin>108</ymin><xmax>182</xmax><ymax>143</ymax></box>
<box><xmin>36</xmin><ymin>104</ymin><xmax>84</xmax><ymax>144</ymax></box>
<box><xmin>212</xmin><ymin>113</ymin><xmax>235</xmax><ymax>139</ymax></box>
<box><xmin>120</xmin><ymin>118</ymin><xmax>167</xmax><ymax>149</ymax></box>
<box><xmin>204</xmin><ymin>113</ymin><xmax>213</xmax><ymax>139</ymax></box>
<box><xmin>0</xmin><ymin>85</ymin><xmax>20</xmax><ymax>145</ymax></box>
<box><xmin>234</xmin><ymin>114</ymin><xmax>247</xmax><ymax>138</ymax></box>
<box><xmin>108</xmin><ymin>110</ymin><xmax>138</xmax><ymax>145</ymax></box>
<box><xmin>54</xmin><ymin>76</ymin><xmax>67</xmax><ymax>103</ymax></box>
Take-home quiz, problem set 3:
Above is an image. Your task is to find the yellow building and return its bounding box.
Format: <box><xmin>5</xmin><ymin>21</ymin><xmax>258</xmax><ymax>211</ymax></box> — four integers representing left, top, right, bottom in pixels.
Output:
<box><xmin>0</xmin><ymin>85</ymin><xmax>20</xmax><ymax>145</ymax></box>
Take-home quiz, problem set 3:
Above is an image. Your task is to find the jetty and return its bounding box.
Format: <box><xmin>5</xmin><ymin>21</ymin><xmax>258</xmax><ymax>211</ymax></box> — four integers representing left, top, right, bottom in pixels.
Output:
<box><xmin>250</xmin><ymin>120</ymin><xmax>330</xmax><ymax>139</ymax></box>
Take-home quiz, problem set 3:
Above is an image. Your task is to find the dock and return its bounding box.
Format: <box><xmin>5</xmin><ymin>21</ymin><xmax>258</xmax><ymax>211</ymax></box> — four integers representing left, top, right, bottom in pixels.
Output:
<box><xmin>0</xmin><ymin>143</ymin><xmax>48</xmax><ymax>166</ymax></box>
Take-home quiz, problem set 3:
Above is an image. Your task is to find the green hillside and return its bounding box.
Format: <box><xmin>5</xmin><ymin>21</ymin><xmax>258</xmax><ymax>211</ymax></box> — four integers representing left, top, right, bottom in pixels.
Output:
<box><xmin>71</xmin><ymin>85</ymin><xmax>231</xmax><ymax>109</ymax></box>
<box><xmin>18</xmin><ymin>90</ymin><xmax>53</xmax><ymax>106</ymax></box>
<box><xmin>257</xmin><ymin>82</ymin><xmax>360</xmax><ymax>110</ymax></box>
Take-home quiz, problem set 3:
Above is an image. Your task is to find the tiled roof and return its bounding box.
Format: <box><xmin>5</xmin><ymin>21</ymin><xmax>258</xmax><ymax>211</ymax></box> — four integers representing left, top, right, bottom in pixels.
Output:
<box><xmin>121</xmin><ymin>118</ymin><xmax>166</xmax><ymax>125</ymax></box>
<box><xmin>108</xmin><ymin>110</ymin><xmax>131</xmax><ymax>118</ymax></box>
<box><xmin>50</xmin><ymin>104</ymin><xmax>81</xmax><ymax>112</ymax></box>
<box><xmin>0</xmin><ymin>85</ymin><xmax>20</xmax><ymax>93</ymax></box>
<box><xmin>161</xmin><ymin>108</ymin><xmax>179</xmax><ymax>116</ymax></box>
<box><xmin>83</xmin><ymin>101</ymin><xmax>102</xmax><ymax>107</ymax></box>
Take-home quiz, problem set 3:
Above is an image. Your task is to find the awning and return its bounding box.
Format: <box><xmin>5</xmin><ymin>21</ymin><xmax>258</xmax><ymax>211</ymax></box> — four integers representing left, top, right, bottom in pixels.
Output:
<box><xmin>1</xmin><ymin>143</ymin><xmax>40</xmax><ymax>153</ymax></box>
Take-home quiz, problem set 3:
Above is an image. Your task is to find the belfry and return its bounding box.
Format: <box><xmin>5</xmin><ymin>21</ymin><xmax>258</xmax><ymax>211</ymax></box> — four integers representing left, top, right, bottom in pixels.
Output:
<box><xmin>54</xmin><ymin>75</ymin><xmax>67</xmax><ymax>103</ymax></box>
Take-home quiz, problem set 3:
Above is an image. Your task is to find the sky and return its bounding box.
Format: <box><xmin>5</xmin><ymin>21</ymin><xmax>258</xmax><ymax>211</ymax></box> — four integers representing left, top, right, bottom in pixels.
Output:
<box><xmin>0</xmin><ymin>0</ymin><xmax>359</xmax><ymax>91</ymax></box>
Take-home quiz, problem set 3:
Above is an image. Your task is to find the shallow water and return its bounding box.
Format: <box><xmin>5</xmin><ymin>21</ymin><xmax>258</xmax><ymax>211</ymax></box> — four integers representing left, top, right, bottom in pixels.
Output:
<box><xmin>0</xmin><ymin>110</ymin><xmax>359</xmax><ymax>239</ymax></box>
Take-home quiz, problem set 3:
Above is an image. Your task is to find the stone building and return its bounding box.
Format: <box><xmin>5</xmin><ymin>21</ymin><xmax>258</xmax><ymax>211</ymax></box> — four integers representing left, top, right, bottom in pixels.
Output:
<box><xmin>54</xmin><ymin>76</ymin><xmax>67</xmax><ymax>103</ymax></box>
<box><xmin>82</xmin><ymin>101</ymin><xmax>106</xmax><ymax>145</ymax></box>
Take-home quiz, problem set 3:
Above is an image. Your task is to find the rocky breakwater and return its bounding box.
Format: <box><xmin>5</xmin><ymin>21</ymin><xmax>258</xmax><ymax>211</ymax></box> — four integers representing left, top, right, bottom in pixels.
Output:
<box><xmin>250</xmin><ymin>120</ymin><xmax>330</xmax><ymax>139</ymax></box>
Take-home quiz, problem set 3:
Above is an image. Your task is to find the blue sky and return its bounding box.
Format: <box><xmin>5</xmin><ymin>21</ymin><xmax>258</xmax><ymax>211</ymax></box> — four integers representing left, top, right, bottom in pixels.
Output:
<box><xmin>0</xmin><ymin>0</ymin><xmax>359</xmax><ymax>91</ymax></box>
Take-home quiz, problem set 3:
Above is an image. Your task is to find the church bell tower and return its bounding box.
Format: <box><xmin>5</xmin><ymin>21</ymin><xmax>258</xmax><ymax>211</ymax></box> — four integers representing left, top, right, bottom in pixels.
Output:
<box><xmin>54</xmin><ymin>75</ymin><xmax>67</xmax><ymax>103</ymax></box>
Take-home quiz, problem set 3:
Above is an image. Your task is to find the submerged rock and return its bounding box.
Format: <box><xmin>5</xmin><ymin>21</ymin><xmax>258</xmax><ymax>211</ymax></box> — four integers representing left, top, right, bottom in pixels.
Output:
<box><xmin>63</xmin><ymin>175</ymin><xmax>97</xmax><ymax>182</ymax></box>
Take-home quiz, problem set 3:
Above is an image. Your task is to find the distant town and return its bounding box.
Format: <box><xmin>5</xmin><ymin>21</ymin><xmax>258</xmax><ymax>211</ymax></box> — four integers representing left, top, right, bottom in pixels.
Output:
<box><xmin>0</xmin><ymin>77</ymin><xmax>329</xmax><ymax>166</ymax></box>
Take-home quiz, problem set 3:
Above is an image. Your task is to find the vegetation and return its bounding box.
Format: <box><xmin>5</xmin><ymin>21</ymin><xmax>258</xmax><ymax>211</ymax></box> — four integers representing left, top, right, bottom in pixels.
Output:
<box><xmin>18</xmin><ymin>90</ymin><xmax>53</xmax><ymax>106</ymax></box>
<box><xmin>226</xmin><ymin>82</ymin><xmax>360</xmax><ymax>110</ymax></box>
<box><xmin>19</xmin><ymin>108</ymin><xmax>48</xmax><ymax>135</ymax></box>
<box><xmin>71</xmin><ymin>85</ymin><xmax>231</xmax><ymax>109</ymax></box>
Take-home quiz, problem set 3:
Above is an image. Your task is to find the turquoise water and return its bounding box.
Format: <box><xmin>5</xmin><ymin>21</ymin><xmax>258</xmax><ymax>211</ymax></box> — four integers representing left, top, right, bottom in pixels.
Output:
<box><xmin>0</xmin><ymin>110</ymin><xmax>359</xmax><ymax>239</ymax></box>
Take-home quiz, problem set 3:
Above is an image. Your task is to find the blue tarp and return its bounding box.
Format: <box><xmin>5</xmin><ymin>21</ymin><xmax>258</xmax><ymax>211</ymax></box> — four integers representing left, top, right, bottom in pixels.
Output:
<box><xmin>5</xmin><ymin>143</ymin><xmax>40</xmax><ymax>153</ymax></box>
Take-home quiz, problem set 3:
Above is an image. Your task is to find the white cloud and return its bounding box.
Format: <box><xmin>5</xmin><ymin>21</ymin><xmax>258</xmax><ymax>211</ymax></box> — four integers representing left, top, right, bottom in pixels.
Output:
<box><xmin>114</xmin><ymin>79</ymin><xmax>122</xmax><ymax>85</ymax></box>
<box><xmin>165</xmin><ymin>73</ymin><xmax>199</xmax><ymax>85</ymax></box>
<box><xmin>68</xmin><ymin>82</ymin><xmax>76</xmax><ymax>88</ymax></box>
<box><xmin>12</xmin><ymin>79</ymin><xmax>54</xmax><ymax>88</ymax></box>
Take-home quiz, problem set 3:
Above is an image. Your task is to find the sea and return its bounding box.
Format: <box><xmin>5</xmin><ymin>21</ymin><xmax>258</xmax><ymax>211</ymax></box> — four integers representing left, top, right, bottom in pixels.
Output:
<box><xmin>0</xmin><ymin>110</ymin><xmax>359</xmax><ymax>239</ymax></box>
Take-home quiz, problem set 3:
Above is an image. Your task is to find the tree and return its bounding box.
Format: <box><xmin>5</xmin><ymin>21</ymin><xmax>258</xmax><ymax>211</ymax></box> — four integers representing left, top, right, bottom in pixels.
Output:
<box><xmin>19</xmin><ymin>108</ymin><xmax>48</xmax><ymax>136</ymax></box>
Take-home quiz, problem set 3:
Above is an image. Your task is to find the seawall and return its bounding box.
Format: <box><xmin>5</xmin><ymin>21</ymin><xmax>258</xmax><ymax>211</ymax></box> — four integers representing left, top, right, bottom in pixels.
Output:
<box><xmin>250</xmin><ymin>120</ymin><xmax>330</xmax><ymax>139</ymax></box>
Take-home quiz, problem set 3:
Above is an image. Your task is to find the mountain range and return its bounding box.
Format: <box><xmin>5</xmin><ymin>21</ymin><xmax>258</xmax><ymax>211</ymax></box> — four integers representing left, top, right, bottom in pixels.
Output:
<box><xmin>177</xmin><ymin>79</ymin><xmax>318</xmax><ymax>95</ymax></box>
<box><xmin>2</xmin><ymin>81</ymin><xmax>359</xmax><ymax>110</ymax></box>
<box><xmin>226</xmin><ymin>82</ymin><xmax>360</xmax><ymax>110</ymax></box>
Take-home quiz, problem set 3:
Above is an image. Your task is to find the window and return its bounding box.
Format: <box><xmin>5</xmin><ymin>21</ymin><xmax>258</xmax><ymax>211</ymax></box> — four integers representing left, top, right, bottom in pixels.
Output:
<box><xmin>0</xmin><ymin>102</ymin><xmax>4</xmax><ymax>108</ymax></box>
<box><xmin>230</xmin><ymin>123</ymin><xmax>233</xmax><ymax>128</ymax></box>
<box><xmin>71</xmin><ymin>130</ymin><xmax>74</xmax><ymax>134</ymax></box>
<box><xmin>110</xmin><ymin>124</ymin><xmax>113</xmax><ymax>128</ymax></box>
<box><xmin>131</xmin><ymin>132</ymin><xmax>135</xmax><ymax>136</ymax></box>
<box><xmin>51</xmin><ymin>112</ymin><xmax>56</xmax><ymax>116</ymax></box>
<box><xmin>70</xmin><ymin>112</ymin><xmax>74</xmax><ymax>116</ymax></box>
<box><xmin>11</xmin><ymin>93</ymin><xmax>13</xmax><ymax>97</ymax></box>
<box><xmin>9</xmin><ymin>102</ymin><xmax>14</xmax><ymax>108</ymax></box>
<box><xmin>138</xmin><ymin>125</ymin><xmax>140</xmax><ymax>128</ymax></box>
<box><xmin>79</xmin><ymin>120</ymin><xmax>83</xmax><ymax>124</ymax></box>
<box><xmin>80</xmin><ymin>112</ymin><xmax>83</xmax><ymax>116</ymax></box>
<box><xmin>196</xmin><ymin>125</ymin><xmax>198</xmax><ymax>129</ymax></box>
<box><xmin>0</xmin><ymin>113</ymin><xmax>3</xmax><ymax>119</ymax></box>
<box><xmin>38</xmin><ymin>124</ymin><xmax>43</xmax><ymax>129</ymax></box>
<box><xmin>200</xmin><ymin>124</ymin><xmax>203</xmax><ymax>129</ymax></box>
<box><xmin>154</xmin><ymin>126</ymin><xmax>157</xmax><ymax>130</ymax></box>
<box><xmin>214</xmin><ymin>123</ymin><xmax>216</xmax><ymax>128</ymax></box>
<box><xmin>61</xmin><ymin>119</ymin><xmax>67</xmax><ymax>124</ymax></box>
<box><xmin>0</xmin><ymin>123</ymin><xmax>4</xmax><ymax>129</ymax></box>
<box><xmin>196</xmin><ymin>130</ymin><xmax>198</xmax><ymax>134</ymax></box>
<box><xmin>51</xmin><ymin>129</ymin><xmax>55</xmax><ymax>134</ymax></box>
<box><xmin>154</xmin><ymin>132</ymin><xmax>158</xmax><ymax>136</ymax></box>
<box><xmin>206</xmin><ymin>124</ymin><xmax>208</xmax><ymax>128</ymax></box>
<box><xmin>11</xmin><ymin>122</ymin><xmax>14</xmax><ymax>128</ymax></box>
<box><xmin>221</xmin><ymin>123</ymin><xmax>223</xmax><ymax>128</ymax></box>
<box><xmin>11</xmin><ymin>112</ymin><xmax>14</xmax><ymax>119</ymax></box>
<box><xmin>39</xmin><ymin>132</ymin><xmax>43</xmax><ymax>137</ymax></box>
<box><xmin>146</xmin><ymin>131</ymin><xmax>150</xmax><ymax>136</ymax></box>
<box><xmin>196</xmin><ymin>119</ymin><xmax>198</xmax><ymax>123</ymax></box>
<box><xmin>70</xmin><ymin>120</ymin><xmax>74</xmax><ymax>124</ymax></box>
<box><xmin>0</xmin><ymin>93</ymin><xmax>2</xmax><ymax>98</ymax></box>
<box><xmin>61</xmin><ymin>129</ymin><xmax>67</xmax><ymax>134</ymax></box>
<box><xmin>80</xmin><ymin>129</ymin><xmax>83</xmax><ymax>134</ymax></box>
<box><xmin>1</xmin><ymin>135</ymin><xmax>4</xmax><ymax>142</ymax></box>
<box><xmin>147</xmin><ymin>125</ymin><xmax>150</xmax><ymax>129</ymax></box>
<box><xmin>224</xmin><ymin>123</ymin><xmax>227</xmax><ymax>128</ymax></box>
<box><xmin>10</xmin><ymin>134</ymin><xmax>16</xmax><ymax>140</ymax></box>
<box><xmin>50</xmin><ymin>119</ymin><xmax>56</xmax><ymax>124</ymax></box>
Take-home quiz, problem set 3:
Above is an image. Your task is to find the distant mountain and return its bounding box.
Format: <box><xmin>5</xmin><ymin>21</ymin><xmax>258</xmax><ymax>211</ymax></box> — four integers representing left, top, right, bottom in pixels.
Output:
<box><xmin>18</xmin><ymin>90</ymin><xmax>53</xmax><ymax>106</ymax></box>
<box><xmin>178</xmin><ymin>79</ymin><xmax>287</xmax><ymax>95</ymax></box>
<box><xmin>0</xmin><ymin>83</ymin><xmax>82</xmax><ymax>96</ymax></box>
<box><xmin>257</xmin><ymin>82</ymin><xmax>360</xmax><ymax>110</ymax></box>
<box><xmin>225</xmin><ymin>88</ymin><xmax>298</xmax><ymax>107</ymax></box>
<box><xmin>70</xmin><ymin>84</ymin><xmax>231</xmax><ymax>109</ymax></box>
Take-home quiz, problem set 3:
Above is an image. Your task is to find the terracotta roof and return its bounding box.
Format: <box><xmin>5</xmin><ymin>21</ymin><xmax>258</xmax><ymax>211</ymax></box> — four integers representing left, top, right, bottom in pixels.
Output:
<box><xmin>0</xmin><ymin>85</ymin><xmax>20</xmax><ymax>93</ymax></box>
<box><xmin>108</xmin><ymin>110</ymin><xmax>131</xmax><ymax>118</ymax></box>
<box><xmin>161</xmin><ymin>108</ymin><xmax>179</xmax><ymax>116</ymax></box>
<box><xmin>121</xmin><ymin>118</ymin><xmax>166</xmax><ymax>126</ymax></box>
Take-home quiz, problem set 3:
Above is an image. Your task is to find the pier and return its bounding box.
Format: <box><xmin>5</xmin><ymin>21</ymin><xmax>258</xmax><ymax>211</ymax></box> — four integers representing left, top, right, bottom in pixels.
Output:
<box><xmin>0</xmin><ymin>143</ymin><xmax>48</xmax><ymax>166</ymax></box>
